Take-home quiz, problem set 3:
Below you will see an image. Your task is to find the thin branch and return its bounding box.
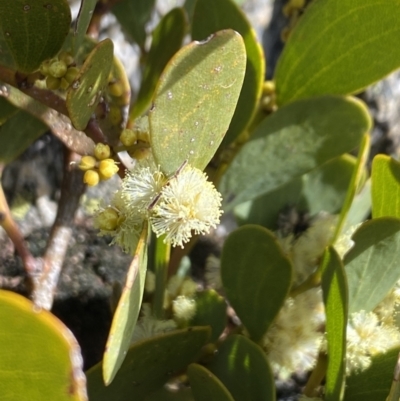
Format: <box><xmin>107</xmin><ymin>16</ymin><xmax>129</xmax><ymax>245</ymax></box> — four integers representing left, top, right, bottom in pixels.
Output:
<box><xmin>32</xmin><ymin>150</ymin><xmax>86</xmax><ymax>310</ymax></box>
<box><xmin>0</xmin><ymin>164</ymin><xmax>38</xmax><ymax>290</ymax></box>
<box><xmin>0</xmin><ymin>65</ymin><xmax>111</xmax><ymax>148</ymax></box>
<box><xmin>0</xmin><ymin>84</ymin><xmax>95</xmax><ymax>155</ymax></box>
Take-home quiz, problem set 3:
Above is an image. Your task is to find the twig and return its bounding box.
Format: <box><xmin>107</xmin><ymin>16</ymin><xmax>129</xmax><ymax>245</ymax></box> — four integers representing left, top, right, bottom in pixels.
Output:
<box><xmin>0</xmin><ymin>84</ymin><xmax>95</xmax><ymax>155</ymax></box>
<box><xmin>0</xmin><ymin>66</ymin><xmax>112</xmax><ymax>148</ymax></box>
<box><xmin>32</xmin><ymin>149</ymin><xmax>86</xmax><ymax>309</ymax></box>
<box><xmin>0</xmin><ymin>164</ymin><xmax>38</xmax><ymax>291</ymax></box>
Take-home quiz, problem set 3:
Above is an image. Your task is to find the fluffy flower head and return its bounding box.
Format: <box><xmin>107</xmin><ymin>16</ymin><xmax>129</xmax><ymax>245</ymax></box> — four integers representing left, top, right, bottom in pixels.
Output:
<box><xmin>150</xmin><ymin>165</ymin><xmax>222</xmax><ymax>248</ymax></box>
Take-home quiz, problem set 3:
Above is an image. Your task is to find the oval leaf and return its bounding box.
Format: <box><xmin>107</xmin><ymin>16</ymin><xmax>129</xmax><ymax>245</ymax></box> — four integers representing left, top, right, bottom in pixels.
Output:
<box><xmin>189</xmin><ymin>289</ymin><xmax>227</xmax><ymax>343</ymax></box>
<box><xmin>103</xmin><ymin>224</ymin><xmax>148</xmax><ymax>385</ymax></box>
<box><xmin>131</xmin><ymin>7</ymin><xmax>186</xmax><ymax>119</ymax></box>
<box><xmin>0</xmin><ymin>290</ymin><xmax>87</xmax><ymax>401</ymax></box>
<box><xmin>0</xmin><ymin>110</ymin><xmax>47</xmax><ymax>163</ymax></box>
<box><xmin>87</xmin><ymin>327</ymin><xmax>211</xmax><ymax>401</ymax></box>
<box><xmin>221</xmin><ymin>225</ymin><xmax>293</xmax><ymax>342</ymax></box>
<box><xmin>0</xmin><ymin>0</ymin><xmax>71</xmax><ymax>73</ymax></box>
<box><xmin>331</xmin><ymin>133</ymin><xmax>370</xmax><ymax>243</ymax></box>
<box><xmin>111</xmin><ymin>0</ymin><xmax>155</xmax><ymax>50</ymax></box>
<box><xmin>73</xmin><ymin>0</ymin><xmax>97</xmax><ymax>55</ymax></box>
<box><xmin>188</xmin><ymin>363</ymin><xmax>234</xmax><ymax>401</ymax></box>
<box><xmin>220</xmin><ymin>96</ymin><xmax>371</xmax><ymax>210</ymax></box>
<box><xmin>371</xmin><ymin>154</ymin><xmax>400</xmax><ymax>219</ymax></box>
<box><xmin>235</xmin><ymin>154</ymin><xmax>359</xmax><ymax>229</ymax></box>
<box><xmin>66</xmin><ymin>38</ymin><xmax>114</xmax><ymax>131</ymax></box>
<box><xmin>274</xmin><ymin>0</ymin><xmax>400</xmax><ymax>105</ymax></box>
<box><xmin>192</xmin><ymin>0</ymin><xmax>265</xmax><ymax>146</ymax></box>
<box><xmin>149</xmin><ymin>29</ymin><xmax>246</xmax><ymax>176</ymax></box>
<box><xmin>344</xmin><ymin>347</ymin><xmax>400</xmax><ymax>401</ymax></box>
<box><xmin>207</xmin><ymin>335</ymin><xmax>275</xmax><ymax>401</ymax></box>
<box><xmin>321</xmin><ymin>247</ymin><xmax>348</xmax><ymax>401</ymax></box>
<box><xmin>344</xmin><ymin>217</ymin><xmax>400</xmax><ymax>313</ymax></box>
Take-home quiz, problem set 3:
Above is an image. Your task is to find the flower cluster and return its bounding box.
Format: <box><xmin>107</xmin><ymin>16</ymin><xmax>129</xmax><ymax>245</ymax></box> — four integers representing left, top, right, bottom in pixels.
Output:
<box><xmin>346</xmin><ymin>310</ymin><xmax>400</xmax><ymax>374</ymax></box>
<box><xmin>94</xmin><ymin>158</ymin><xmax>223</xmax><ymax>251</ymax></box>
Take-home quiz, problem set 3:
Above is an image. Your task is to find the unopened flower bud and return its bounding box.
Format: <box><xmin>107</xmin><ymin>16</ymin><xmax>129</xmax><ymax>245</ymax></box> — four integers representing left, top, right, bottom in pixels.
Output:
<box><xmin>128</xmin><ymin>147</ymin><xmax>150</xmax><ymax>160</ymax></box>
<box><xmin>48</xmin><ymin>60</ymin><xmax>67</xmax><ymax>78</ymax></box>
<box><xmin>64</xmin><ymin>67</ymin><xmax>79</xmax><ymax>84</ymax></box>
<box><xmin>96</xmin><ymin>207</ymin><xmax>119</xmax><ymax>231</ymax></box>
<box><xmin>40</xmin><ymin>60</ymin><xmax>51</xmax><ymax>76</ymax></box>
<box><xmin>58</xmin><ymin>51</ymin><xmax>74</xmax><ymax>66</ymax></box>
<box><xmin>84</xmin><ymin>170</ymin><xmax>100</xmax><ymax>186</ymax></box>
<box><xmin>46</xmin><ymin>75</ymin><xmax>61</xmax><ymax>90</ymax></box>
<box><xmin>60</xmin><ymin>78</ymin><xmax>70</xmax><ymax>90</ymax></box>
<box><xmin>120</xmin><ymin>128</ymin><xmax>137</xmax><ymax>147</ymax></box>
<box><xmin>137</xmin><ymin>130</ymin><xmax>150</xmax><ymax>143</ymax></box>
<box><xmin>94</xmin><ymin>143</ymin><xmax>111</xmax><ymax>160</ymax></box>
<box><xmin>108</xmin><ymin>81</ymin><xmax>124</xmax><ymax>97</ymax></box>
<box><xmin>99</xmin><ymin>159</ymin><xmax>119</xmax><ymax>179</ymax></box>
<box><xmin>78</xmin><ymin>155</ymin><xmax>97</xmax><ymax>171</ymax></box>
<box><xmin>262</xmin><ymin>80</ymin><xmax>275</xmax><ymax>95</ymax></box>
<box><xmin>108</xmin><ymin>105</ymin><xmax>122</xmax><ymax>126</ymax></box>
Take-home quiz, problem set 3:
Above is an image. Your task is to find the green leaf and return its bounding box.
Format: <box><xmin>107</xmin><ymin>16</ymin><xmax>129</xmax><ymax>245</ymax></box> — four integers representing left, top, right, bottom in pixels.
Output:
<box><xmin>131</xmin><ymin>7</ymin><xmax>186</xmax><ymax>119</ymax></box>
<box><xmin>371</xmin><ymin>155</ymin><xmax>400</xmax><ymax>219</ymax></box>
<box><xmin>87</xmin><ymin>327</ymin><xmax>211</xmax><ymax>401</ymax></box>
<box><xmin>0</xmin><ymin>110</ymin><xmax>47</xmax><ymax>163</ymax></box>
<box><xmin>207</xmin><ymin>335</ymin><xmax>275</xmax><ymax>401</ymax></box>
<box><xmin>73</xmin><ymin>0</ymin><xmax>97</xmax><ymax>55</ymax></box>
<box><xmin>274</xmin><ymin>0</ymin><xmax>400</xmax><ymax>105</ymax></box>
<box><xmin>149</xmin><ymin>29</ymin><xmax>246</xmax><ymax>176</ymax></box>
<box><xmin>112</xmin><ymin>0</ymin><xmax>155</xmax><ymax>50</ymax></box>
<box><xmin>1</xmin><ymin>84</ymin><xmax>95</xmax><ymax>155</ymax></box>
<box><xmin>0</xmin><ymin>0</ymin><xmax>71</xmax><ymax>73</ymax></box>
<box><xmin>0</xmin><ymin>28</ymin><xmax>16</xmax><ymax>70</ymax></box>
<box><xmin>66</xmin><ymin>38</ymin><xmax>114</xmax><ymax>130</ymax></box>
<box><xmin>192</xmin><ymin>0</ymin><xmax>265</xmax><ymax>146</ymax></box>
<box><xmin>221</xmin><ymin>225</ymin><xmax>292</xmax><ymax>342</ymax></box>
<box><xmin>103</xmin><ymin>224</ymin><xmax>148</xmax><ymax>385</ymax></box>
<box><xmin>145</xmin><ymin>387</ymin><xmax>194</xmax><ymax>401</ymax></box>
<box><xmin>0</xmin><ymin>97</ymin><xmax>17</xmax><ymax>124</ymax></box>
<box><xmin>344</xmin><ymin>347</ymin><xmax>400</xmax><ymax>401</ymax></box>
<box><xmin>344</xmin><ymin>217</ymin><xmax>400</xmax><ymax>313</ymax></box>
<box><xmin>235</xmin><ymin>154</ymin><xmax>358</xmax><ymax>230</ymax></box>
<box><xmin>343</xmin><ymin>178</ymin><xmax>371</xmax><ymax>232</ymax></box>
<box><xmin>0</xmin><ymin>290</ymin><xmax>86</xmax><ymax>401</ymax></box>
<box><xmin>188</xmin><ymin>363</ymin><xmax>234</xmax><ymax>401</ymax></box>
<box><xmin>321</xmin><ymin>247</ymin><xmax>348</xmax><ymax>401</ymax></box>
<box><xmin>332</xmin><ymin>134</ymin><xmax>370</xmax><ymax>243</ymax></box>
<box><xmin>189</xmin><ymin>289</ymin><xmax>227</xmax><ymax>343</ymax></box>
<box><xmin>220</xmin><ymin>96</ymin><xmax>371</xmax><ymax>210</ymax></box>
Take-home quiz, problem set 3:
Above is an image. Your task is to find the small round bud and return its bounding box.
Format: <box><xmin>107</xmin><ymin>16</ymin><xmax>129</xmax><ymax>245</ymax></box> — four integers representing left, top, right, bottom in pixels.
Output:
<box><xmin>78</xmin><ymin>155</ymin><xmax>97</xmax><ymax>171</ymax></box>
<box><xmin>40</xmin><ymin>60</ymin><xmax>51</xmax><ymax>76</ymax></box>
<box><xmin>64</xmin><ymin>67</ymin><xmax>79</xmax><ymax>84</ymax></box>
<box><xmin>48</xmin><ymin>60</ymin><xmax>68</xmax><ymax>78</ymax></box>
<box><xmin>46</xmin><ymin>75</ymin><xmax>61</xmax><ymax>90</ymax></box>
<box><xmin>94</xmin><ymin>143</ymin><xmax>111</xmax><ymax>160</ymax></box>
<box><xmin>119</xmin><ymin>128</ymin><xmax>137</xmax><ymax>147</ymax></box>
<box><xmin>108</xmin><ymin>81</ymin><xmax>124</xmax><ymax>97</ymax></box>
<box><xmin>137</xmin><ymin>130</ymin><xmax>150</xmax><ymax>143</ymax></box>
<box><xmin>108</xmin><ymin>105</ymin><xmax>122</xmax><ymax>126</ymax></box>
<box><xmin>262</xmin><ymin>80</ymin><xmax>275</xmax><ymax>95</ymax></box>
<box><xmin>58</xmin><ymin>51</ymin><xmax>74</xmax><ymax>66</ymax></box>
<box><xmin>84</xmin><ymin>169</ymin><xmax>100</xmax><ymax>186</ymax></box>
<box><xmin>128</xmin><ymin>147</ymin><xmax>150</xmax><ymax>160</ymax></box>
<box><xmin>99</xmin><ymin>159</ymin><xmax>119</xmax><ymax>179</ymax></box>
<box><xmin>96</xmin><ymin>207</ymin><xmax>119</xmax><ymax>231</ymax></box>
<box><xmin>60</xmin><ymin>77</ymin><xmax>70</xmax><ymax>90</ymax></box>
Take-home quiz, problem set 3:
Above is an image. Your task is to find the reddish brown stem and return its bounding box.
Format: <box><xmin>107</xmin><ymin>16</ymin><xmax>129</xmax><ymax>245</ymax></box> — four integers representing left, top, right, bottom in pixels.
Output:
<box><xmin>32</xmin><ymin>150</ymin><xmax>86</xmax><ymax>309</ymax></box>
<box><xmin>0</xmin><ymin>165</ymin><xmax>38</xmax><ymax>287</ymax></box>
